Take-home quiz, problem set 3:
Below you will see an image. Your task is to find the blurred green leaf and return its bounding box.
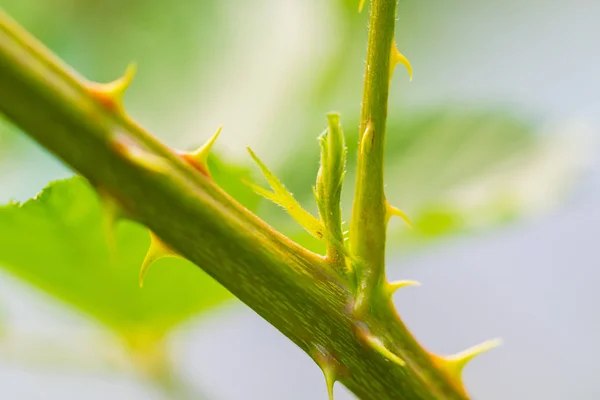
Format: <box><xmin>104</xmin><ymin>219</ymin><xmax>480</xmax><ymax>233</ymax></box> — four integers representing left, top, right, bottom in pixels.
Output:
<box><xmin>0</xmin><ymin>155</ymin><xmax>259</xmax><ymax>341</ymax></box>
<box><xmin>1</xmin><ymin>0</ymin><xmax>224</xmax><ymax>139</ymax></box>
<box><xmin>0</xmin><ymin>117</ymin><xmax>18</xmax><ymax>155</ymax></box>
<box><xmin>1</xmin><ymin>107</ymin><xmax>582</xmax><ymax>337</ymax></box>
<box><xmin>273</xmin><ymin>108</ymin><xmax>582</xmax><ymax>250</ymax></box>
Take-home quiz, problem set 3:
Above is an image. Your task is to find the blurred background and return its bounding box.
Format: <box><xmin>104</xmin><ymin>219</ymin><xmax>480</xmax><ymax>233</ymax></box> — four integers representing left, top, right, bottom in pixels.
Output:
<box><xmin>0</xmin><ymin>0</ymin><xmax>599</xmax><ymax>399</ymax></box>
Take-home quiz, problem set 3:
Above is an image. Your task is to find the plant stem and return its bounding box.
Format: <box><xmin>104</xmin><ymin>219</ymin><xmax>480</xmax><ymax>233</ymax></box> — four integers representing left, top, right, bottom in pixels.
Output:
<box><xmin>0</xmin><ymin>9</ymin><xmax>470</xmax><ymax>400</ymax></box>
<box><xmin>349</xmin><ymin>0</ymin><xmax>395</xmax><ymax>313</ymax></box>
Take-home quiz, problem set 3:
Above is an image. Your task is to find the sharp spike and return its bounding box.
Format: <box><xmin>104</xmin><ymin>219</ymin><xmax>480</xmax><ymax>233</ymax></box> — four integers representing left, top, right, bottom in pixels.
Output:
<box><xmin>312</xmin><ymin>346</ymin><xmax>339</xmax><ymax>400</ymax></box>
<box><xmin>323</xmin><ymin>364</ymin><xmax>336</xmax><ymax>400</ymax></box>
<box><xmin>358</xmin><ymin>0</ymin><xmax>367</xmax><ymax>13</ymax></box>
<box><xmin>139</xmin><ymin>231</ymin><xmax>180</xmax><ymax>287</ymax></box>
<box><xmin>386</xmin><ymin>202</ymin><xmax>412</xmax><ymax>228</ymax></box>
<box><xmin>181</xmin><ymin>125</ymin><xmax>223</xmax><ymax>177</ymax></box>
<box><xmin>389</xmin><ymin>40</ymin><xmax>413</xmax><ymax>82</ymax></box>
<box><xmin>89</xmin><ymin>63</ymin><xmax>137</xmax><ymax>112</ymax></box>
<box><xmin>432</xmin><ymin>339</ymin><xmax>502</xmax><ymax>383</ymax></box>
<box><xmin>386</xmin><ymin>279</ymin><xmax>421</xmax><ymax>296</ymax></box>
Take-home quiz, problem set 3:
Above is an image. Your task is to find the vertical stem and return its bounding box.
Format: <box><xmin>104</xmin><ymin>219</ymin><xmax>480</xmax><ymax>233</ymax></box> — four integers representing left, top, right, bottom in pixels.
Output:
<box><xmin>349</xmin><ymin>0</ymin><xmax>397</xmax><ymax>310</ymax></box>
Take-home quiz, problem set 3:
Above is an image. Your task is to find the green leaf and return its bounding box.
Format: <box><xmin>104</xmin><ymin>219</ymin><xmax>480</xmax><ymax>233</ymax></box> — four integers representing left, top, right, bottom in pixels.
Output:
<box><xmin>0</xmin><ymin>116</ymin><xmax>19</xmax><ymax>156</ymax></box>
<box><xmin>274</xmin><ymin>108</ymin><xmax>583</xmax><ymax>249</ymax></box>
<box><xmin>0</xmin><ymin>156</ymin><xmax>260</xmax><ymax>340</ymax></box>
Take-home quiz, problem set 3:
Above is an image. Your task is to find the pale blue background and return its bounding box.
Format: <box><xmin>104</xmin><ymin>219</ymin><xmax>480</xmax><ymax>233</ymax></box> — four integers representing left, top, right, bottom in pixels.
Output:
<box><xmin>0</xmin><ymin>0</ymin><xmax>599</xmax><ymax>398</ymax></box>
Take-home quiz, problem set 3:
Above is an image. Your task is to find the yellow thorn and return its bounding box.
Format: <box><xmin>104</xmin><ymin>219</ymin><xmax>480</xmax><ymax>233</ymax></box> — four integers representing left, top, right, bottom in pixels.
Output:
<box><xmin>89</xmin><ymin>63</ymin><xmax>137</xmax><ymax>112</ymax></box>
<box><xmin>389</xmin><ymin>40</ymin><xmax>413</xmax><ymax>82</ymax></box>
<box><xmin>432</xmin><ymin>339</ymin><xmax>502</xmax><ymax>383</ymax></box>
<box><xmin>323</xmin><ymin>364</ymin><xmax>336</xmax><ymax>400</ymax></box>
<box><xmin>385</xmin><ymin>279</ymin><xmax>421</xmax><ymax>296</ymax></box>
<box><xmin>358</xmin><ymin>0</ymin><xmax>367</xmax><ymax>13</ymax></box>
<box><xmin>386</xmin><ymin>203</ymin><xmax>412</xmax><ymax>228</ymax></box>
<box><xmin>182</xmin><ymin>125</ymin><xmax>223</xmax><ymax>177</ymax></box>
<box><xmin>313</xmin><ymin>346</ymin><xmax>339</xmax><ymax>400</ymax></box>
<box><xmin>139</xmin><ymin>231</ymin><xmax>180</xmax><ymax>287</ymax></box>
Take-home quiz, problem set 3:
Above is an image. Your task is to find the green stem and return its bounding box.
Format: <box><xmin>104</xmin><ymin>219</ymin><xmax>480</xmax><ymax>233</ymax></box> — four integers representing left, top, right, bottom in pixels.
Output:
<box><xmin>349</xmin><ymin>0</ymin><xmax>396</xmax><ymax>314</ymax></box>
<box><xmin>0</xmin><ymin>9</ymin><xmax>469</xmax><ymax>400</ymax></box>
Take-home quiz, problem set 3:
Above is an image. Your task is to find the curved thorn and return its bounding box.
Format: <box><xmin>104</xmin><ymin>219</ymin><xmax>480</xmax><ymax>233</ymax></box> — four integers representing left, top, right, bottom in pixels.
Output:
<box><xmin>386</xmin><ymin>203</ymin><xmax>412</xmax><ymax>228</ymax></box>
<box><xmin>433</xmin><ymin>338</ymin><xmax>502</xmax><ymax>382</ymax></box>
<box><xmin>88</xmin><ymin>62</ymin><xmax>137</xmax><ymax>112</ymax></box>
<box><xmin>386</xmin><ymin>279</ymin><xmax>421</xmax><ymax>296</ymax></box>
<box><xmin>323</xmin><ymin>364</ymin><xmax>336</xmax><ymax>400</ymax></box>
<box><xmin>313</xmin><ymin>346</ymin><xmax>339</xmax><ymax>400</ymax></box>
<box><xmin>181</xmin><ymin>125</ymin><xmax>223</xmax><ymax>177</ymax></box>
<box><xmin>389</xmin><ymin>40</ymin><xmax>413</xmax><ymax>82</ymax></box>
<box><xmin>139</xmin><ymin>231</ymin><xmax>180</xmax><ymax>287</ymax></box>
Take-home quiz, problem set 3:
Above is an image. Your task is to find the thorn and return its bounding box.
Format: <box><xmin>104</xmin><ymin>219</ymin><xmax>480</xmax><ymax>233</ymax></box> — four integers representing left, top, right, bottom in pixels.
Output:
<box><xmin>362</xmin><ymin>332</ymin><xmax>406</xmax><ymax>367</ymax></box>
<box><xmin>139</xmin><ymin>231</ymin><xmax>180</xmax><ymax>287</ymax></box>
<box><xmin>385</xmin><ymin>279</ymin><xmax>421</xmax><ymax>296</ymax></box>
<box><xmin>358</xmin><ymin>0</ymin><xmax>367</xmax><ymax>13</ymax></box>
<box><xmin>323</xmin><ymin>365</ymin><xmax>336</xmax><ymax>400</ymax></box>
<box><xmin>390</xmin><ymin>40</ymin><xmax>413</xmax><ymax>82</ymax></box>
<box><xmin>89</xmin><ymin>63</ymin><xmax>137</xmax><ymax>112</ymax></box>
<box><xmin>313</xmin><ymin>346</ymin><xmax>339</xmax><ymax>400</ymax></box>
<box><xmin>181</xmin><ymin>125</ymin><xmax>223</xmax><ymax>177</ymax></box>
<box><xmin>386</xmin><ymin>202</ymin><xmax>412</xmax><ymax>228</ymax></box>
<box><xmin>432</xmin><ymin>339</ymin><xmax>502</xmax><ymax>382</ymax></box>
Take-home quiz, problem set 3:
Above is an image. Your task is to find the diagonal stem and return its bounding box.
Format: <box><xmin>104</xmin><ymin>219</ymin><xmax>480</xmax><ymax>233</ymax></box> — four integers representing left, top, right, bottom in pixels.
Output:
<box><xmin>0</xmin><ymin>8</ymin><xmax>469</xmax><ymax>400</ymax></box>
